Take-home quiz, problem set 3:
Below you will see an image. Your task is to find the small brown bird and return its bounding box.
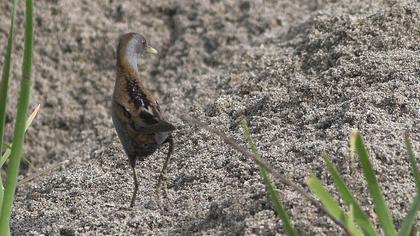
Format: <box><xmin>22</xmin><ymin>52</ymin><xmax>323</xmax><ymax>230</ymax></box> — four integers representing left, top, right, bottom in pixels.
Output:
<box><xmin>112</xmin><ymin>32</ymin><xmax>175</xmax><ymax>207</ymax></box>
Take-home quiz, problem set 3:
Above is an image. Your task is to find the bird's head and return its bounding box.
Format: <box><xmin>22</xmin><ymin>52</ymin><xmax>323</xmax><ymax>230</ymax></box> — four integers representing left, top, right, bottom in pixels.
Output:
<box><xmin>122</xmin><ymin>33</ymin><xmax>157</xmax><ymax>55</ymax></box>
<box><xmin>117</xmin><ymin>33</ymin><xmax>158</xmax><ymax>69</ymax></box>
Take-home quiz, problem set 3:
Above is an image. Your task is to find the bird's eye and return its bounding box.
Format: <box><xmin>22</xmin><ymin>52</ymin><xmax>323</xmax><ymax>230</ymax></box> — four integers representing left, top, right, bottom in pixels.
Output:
<box><xmin>142</xmin><ymin>40</ymin><xmax>147</xmax><ymax>47</ymax></box>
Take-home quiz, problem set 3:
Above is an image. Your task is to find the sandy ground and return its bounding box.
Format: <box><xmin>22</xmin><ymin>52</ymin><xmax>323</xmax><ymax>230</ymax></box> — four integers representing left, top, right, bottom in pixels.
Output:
<box><xmin>0</xmin><ymin>0</ymin><xmax>418</xmax><ymax>235</ymax></box>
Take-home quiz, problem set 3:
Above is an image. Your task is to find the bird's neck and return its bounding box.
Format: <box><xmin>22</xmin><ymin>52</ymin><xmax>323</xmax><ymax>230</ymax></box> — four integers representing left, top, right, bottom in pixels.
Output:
<box><xmin>119</xmin><ymin>39</ymin><xmax>140</xmax><ymax>72</ymax></box>
<box><xmin>115</xmin><ymin>41</ymin><xmax>147</xmax><ymax>101</ymax></box>
<box><xmin>115</xmin><ymin>38</ymin><xmax>150</xmax><ymax>102</ymax></box>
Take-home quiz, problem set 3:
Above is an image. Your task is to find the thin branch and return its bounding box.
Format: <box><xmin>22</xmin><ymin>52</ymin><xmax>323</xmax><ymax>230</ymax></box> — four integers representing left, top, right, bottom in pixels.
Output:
<box><xmin>181</xmin><ymin>115</ymin><xmax>348</xmax><ymax>233</ymax></box>
<box><xmin>18</xmin><ymin>160</ymin><xmax>69</xmax><ymax>186</ymax></box>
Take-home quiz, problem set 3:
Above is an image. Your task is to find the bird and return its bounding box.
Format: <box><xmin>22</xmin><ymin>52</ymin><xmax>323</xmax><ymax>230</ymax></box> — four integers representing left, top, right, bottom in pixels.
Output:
<box><xmin>112</xmin><ymin>32</ymin><xmax>176</xmax><ymax>207</ymax></box>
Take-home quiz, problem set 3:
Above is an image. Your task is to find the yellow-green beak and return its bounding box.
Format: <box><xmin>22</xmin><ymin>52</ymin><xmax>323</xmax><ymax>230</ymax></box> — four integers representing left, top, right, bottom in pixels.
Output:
<box><xmin>146</xmin><ymin>46</ymin><xmax>158</xmax><ymax>55</ymax></box>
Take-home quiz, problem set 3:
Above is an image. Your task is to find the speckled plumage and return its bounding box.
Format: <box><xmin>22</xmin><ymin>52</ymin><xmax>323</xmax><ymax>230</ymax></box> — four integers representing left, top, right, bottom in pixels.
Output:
<box><xmin>112</xmin><ymin>32</ymin><xmax>175</xmax><ymax>207</ymax></box>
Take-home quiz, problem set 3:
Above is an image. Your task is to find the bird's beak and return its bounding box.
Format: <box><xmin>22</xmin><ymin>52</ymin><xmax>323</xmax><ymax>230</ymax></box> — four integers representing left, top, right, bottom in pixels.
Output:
<box><xmin>146</xmin><ymin>46</ymin><xmax>158</xmax><ymax>55</ymax></box>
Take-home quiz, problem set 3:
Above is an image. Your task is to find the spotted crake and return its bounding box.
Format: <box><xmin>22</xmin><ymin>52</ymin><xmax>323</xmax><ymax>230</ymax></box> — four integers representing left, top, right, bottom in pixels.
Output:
<box><xmin>112</xmin><ymin>32</ymin><xmax>175</xmax><ymax>207</ymax></box>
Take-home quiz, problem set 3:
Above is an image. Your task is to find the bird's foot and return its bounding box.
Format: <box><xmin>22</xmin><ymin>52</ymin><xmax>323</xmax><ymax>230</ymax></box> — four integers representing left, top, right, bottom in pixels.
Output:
<box><xmin>155</xmin><ymin>173</ymin><xmax>173</xmax><ymax>210</ymax></box>
<box><xmin>155</xmin><ymin>172</ymin><xmax>168</xmax><ymax>198</ymax></box>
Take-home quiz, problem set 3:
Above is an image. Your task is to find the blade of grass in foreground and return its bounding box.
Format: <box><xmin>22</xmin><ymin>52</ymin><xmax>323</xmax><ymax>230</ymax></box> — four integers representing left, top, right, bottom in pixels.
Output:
<box><xmin>0</xmin><ymin>0</ymin><xmax>20</xmax><ymax>160</ymax></box>
<box><xmin>240</xmin><ymin>117</ymin><xmax>298</xmax><ymax>236</ymax></box>
<box><xmin>0</xmin><ymin>0</ymin><xmax>20</xmax><ymax>223</ymax></box>
<box><xmin>398</xmin><ymin>135</ymin><xmax>419</xmax><ymax>236</ymax></box>
<box><xmin>307</xmin><ymin>175</ymin><xmax>362</xmax><ymax>236</ymax></box>
<box><xmin>0</xmin><ymin>0</ymin><xmax>34</xmax><ymax>234</ymax></box>
<box><xmin>0</xmin><ymin>104</ymin><xmax>40</xmax><ymax>167</ymax></box>
<box><xmin>352</xmin><ymin>132</ymin><xmax>397</xmax><ymax>236</ymax></box>
<box><xmin>398</xmin><ymin>193</ymin><xmax>420</xmax><ymax>236</ymax></box>
<box><xmin>404</xmin><ymin>133</ymin><xmax>420</xmax><ymax>193</ymax></box>
<box><xmin>307</xmin><ymin>175</ymin><xmax>343</xmax><ymax>217</ymax></box>
<box><xmin>321</xmin><ymin>153</ymin><xmax>377</xmax><ymax>235</ymax></box>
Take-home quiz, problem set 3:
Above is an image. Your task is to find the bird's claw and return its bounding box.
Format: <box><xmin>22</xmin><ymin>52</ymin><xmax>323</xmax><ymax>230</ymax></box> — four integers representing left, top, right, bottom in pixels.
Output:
<box><xmin>155</xmin><ymin>172</ymin><xmax>168</xmax><ymax>198</ymax></box>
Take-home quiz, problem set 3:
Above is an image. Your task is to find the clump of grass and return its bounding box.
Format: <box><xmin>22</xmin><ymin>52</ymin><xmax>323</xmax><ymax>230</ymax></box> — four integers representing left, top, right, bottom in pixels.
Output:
<box><xmin>308</xmin><ymin>131</ymin><xmax>419</xmax><ymax>236</ymax></box>
<box><xmin>0</xmin><ymin>0</ymin><xmax>34</xmax><ymax>235</ymax></box>
<box><xmin>184</xmin><ymin>116</ymin><xmax>419</xmax><ymax>235</ymax></box>
<box><xmin>308</xmin><ymin>132</ymin><xmax>420</xmax><ymax>236</ymax></box>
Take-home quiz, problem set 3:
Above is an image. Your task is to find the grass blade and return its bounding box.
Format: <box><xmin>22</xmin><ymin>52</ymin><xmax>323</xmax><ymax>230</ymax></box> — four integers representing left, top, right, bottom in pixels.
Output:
<box><xmin>0</xmin><ymin>174</ymin><xmax>3</xmax><ymax>216</ymax></box>
<box><xmin>398</xmin><ymin>193</ymin><xmax>420</xmax><ymax>236</ymax></box>
<box><xmin>352</xmin><ymin>131</ymin><xmax>397</xmax><ymax>236</ymax></box>
<box><xmin>307</xmin><ymin>175</ymin><xmax>343</xmax><ymax>218</ymax></box>
<box><xmin>240</xmin><ymin>117</ymin><xmax>298</xmax><ymax>236</ymax></box>
<box><xmin>404</xmin><ymin>133</ymin><xmax>420</xmax><ymax>193</ymax></box>
<box><xmin>0</xmin><ymin>0</ymin><xmax>20</xmax><ymax>222</ymax></box>
<box><xmin>0</xmin><ymin>0</ymin><xmax>20</xmax><ymax>160</ymax></box>
<box><xmin>24</xmin><ymin>104</ymin><xmax>40</xmax><ymax>131</ymax></box>
<box><xmin>0</xmin><ymin>0</ymin><xmax>34</xmax><ymax>234</ymax></box>
<box><xmin>347</xmin><ymin>204</ymin><xmax>355</xmax><ymax>229</ymax></box>
<box><xmin>307</xmin><ymin>175</ymin><xmax>362</xmax><ymax>236</ymax></box>
<box><xmin>0</xmin><ymin>105</ymin><xmax>40</xmax><ymax>167</ymax></box>
<box><xmin>322</xmin><ymin>153</ymin><xmax>377</xmax><ymax>235</ymax></box>
<box><xmin>0</xmin><ymin>149</ymin><xmax>11</xmax><ymax>169</ymax></box>
<box><xmin>398</xmin><ymin>134</ymin><xmax>419</xmax><ymax>236</ymax></box>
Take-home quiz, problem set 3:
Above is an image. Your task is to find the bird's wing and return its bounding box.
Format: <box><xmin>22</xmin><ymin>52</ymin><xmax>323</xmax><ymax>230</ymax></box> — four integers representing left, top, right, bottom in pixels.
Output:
<box><xmin>132</xmin><ymin>107</ymin><xmax>176</xmax><ymax>133</ymax></box>
<box><xmin>113</xmin><ymin>100</ymin><xmax>175</xmax><ymax>134</ymax></box>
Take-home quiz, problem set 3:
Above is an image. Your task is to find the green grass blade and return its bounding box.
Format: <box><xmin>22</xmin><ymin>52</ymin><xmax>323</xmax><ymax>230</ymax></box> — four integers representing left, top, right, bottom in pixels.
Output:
<box><xmin>0</xmin><ymin>149</ymin><xmax>11</xmax><ymax>169</ymax></box>
<box><xmin>398</xmin><ymin>193</ymin><xmax>420</xmax><ymax>236</ymax></box>
<box><xmin>352</xmin><ymin>132</ymin><xmax>397</xmax><ymax>236</ymax></box>
<box><xmin>0</xmin><ymin>0</ymin><xmax>33</xmax><ymax>234</ymax></box>
<box><xmin>307</xmin><ymin>175</ymin><xmax>362</xmax><ymax>236</ymax></box>
<box><xmin>0</xmin><ymin>105</ymin><xmax>40</xmax><ymax>167</ymax></box>
<box><xmin>0</xmin><ymin>174</ymin><xmax>3</xmax><ymax>215</ymax></box>
<box><xmin>240</xmin><ymin>117</ymin><xmax>298</xmax><ymax>236</ymax></box>
<box><xmin>260</xmin><ymin>165</ymin><xmax>297</xmax><ymax>236</ymax></box>
<box><xmin>322</xmin><ymin>153</ymin><xmax>377</xmax><ymax>235</ymax></box>
<box><xmin>347</xmin><ymin>204</ymin><xmax>355</xmax><ymax>228</ymax></box>
<box><xmin>0</xmin><ymin>0</ymin><xmax>20</xmax><ymax>159</ymax></box>
<box><xmin>0</xmin><ymin>0</ymin><xmax>20</xmax><ymax>222</ymax></box>
<box><xmin>398</xmin><ymin>134</ymin><xmax>419</xmax><ymax>236</ymax></box>
<box><xmin>404</xmin><ymin>133</ymin><xmax>420</xmax><ymax>193</ymax></box>
<box><xmin>307</xmin><ymin>175</ymin><xmax>342</xmax><ymax>218</ymax></box>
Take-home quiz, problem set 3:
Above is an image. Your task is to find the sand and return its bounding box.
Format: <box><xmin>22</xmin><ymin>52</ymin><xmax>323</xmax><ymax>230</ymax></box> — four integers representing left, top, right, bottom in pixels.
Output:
<box><xmin>0</xmin><ymin>0</ymin><xmax>418</xmax><ymax>235</ymax></box>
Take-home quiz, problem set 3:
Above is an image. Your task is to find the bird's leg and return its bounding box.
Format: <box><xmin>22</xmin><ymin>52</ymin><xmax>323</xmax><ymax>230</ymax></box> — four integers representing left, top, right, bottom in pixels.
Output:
<box><xmin>156</xmin><ymin>135</ymin><xmax>174</xmax><ymax>198</ymax></box>
<box><xmin>130</xmin><ymin>159</ymin><xmax>139</xmax><ymax>208</ymax></box>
